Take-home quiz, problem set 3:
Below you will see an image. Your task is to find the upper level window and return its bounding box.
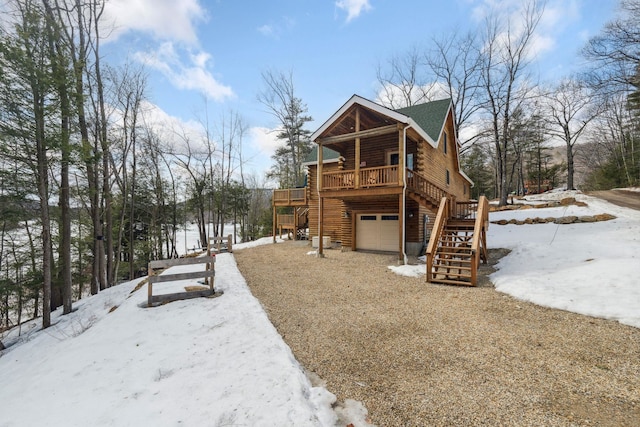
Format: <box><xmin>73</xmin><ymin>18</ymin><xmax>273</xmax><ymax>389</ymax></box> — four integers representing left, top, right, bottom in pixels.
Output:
<box><xmin>388</xmin><ymin>151</ymin><xmax>399</xmax><ymax>165</ymax></box>
<box><xmin>443</xmin><ymin>132</ymin><xmax>448</xmax><ymax>155</ymax></box>
<box><xmin>387</xmin><ymin>151</ymin><xmax>414</xmax><ymax>169</ymax></box>
<box><xmin>446</xmin><ymin>169</ymin><xmax>450</xmax><ymax>185</ymax></box>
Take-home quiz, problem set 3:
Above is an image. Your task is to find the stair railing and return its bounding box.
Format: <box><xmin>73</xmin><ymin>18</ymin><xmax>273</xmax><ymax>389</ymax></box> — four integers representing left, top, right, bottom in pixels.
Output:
<box><xmin>426</xmin><ymin>197</ymin><xmax>449</xmax><ymax>282</ymax></box>
<box><xmin>469</xmin><ymin>195</ymin><xmax>489</xmax><ymax>285</ymax></box>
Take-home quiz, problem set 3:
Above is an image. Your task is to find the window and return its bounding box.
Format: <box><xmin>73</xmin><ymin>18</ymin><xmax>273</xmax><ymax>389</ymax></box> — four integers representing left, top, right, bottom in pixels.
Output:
<box><xmin>381</xmin><ymin>215</ymin><xmax>399</xmax><ymax>221</ymax></box>
<box><xmin>443</xmin><ymin>132</ymin><xmax>448</xmax><ymax>154</ymax></box>
<box><xmin>387</xmin><ymin>151</ymin><xmax>399</xmax><ymax>165</ymax></box>
<box><xmin>446</xmin><ymin>169</ymin><xmax>450</xmax><ymax>185</ymax></box>
<box><xmin>361</xmin><ymin>215</ymin><xmax>377</xmax><ymax>221</ymax></box>
<box><xmin>387</xmin><ymin>151</ymin><xmax>414</xmax><ymax>169</ymax></box>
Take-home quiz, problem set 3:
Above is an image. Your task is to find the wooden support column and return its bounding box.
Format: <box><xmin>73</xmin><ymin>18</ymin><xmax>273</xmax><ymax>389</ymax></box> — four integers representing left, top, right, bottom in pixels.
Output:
<box><xmin>318</xmin><ymin>197</ymin><xmax>324</xmax><ymax>257</ymax></box>
<box><xmin>317</xmin><ymin>142</ymin><xmax>323</xmax><ymax>191</ymax></box>
<box><xmin>398</xmin><ymin>125</ymin><xmax>405</xmax><ymax>187</ymax></box>
<box><xmin>398</xmin><ymin>194</ymin><xmax>404</xmax><ymax>263</ymax></box>
<box><xmin>398</xmin><ymin>125</ymin><xmax>406</xmax><ymax>262</ymax></box>
<box><xmin>355</xmin><ymin>107</ymin><xmax>361</xmax><ymax>189</ymax></box>
<box><xmin>272</xmin><ymin>205</ymin><xmax>276</xmax><ymax>243</ymax></box>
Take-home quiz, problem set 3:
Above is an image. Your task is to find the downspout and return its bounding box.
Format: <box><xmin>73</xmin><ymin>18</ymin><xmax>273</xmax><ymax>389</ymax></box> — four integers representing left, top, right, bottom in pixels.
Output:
<box><xmin>402</xmin><ymin>125</ymin><xmax>408</xmax><ymax>265</ymax></box>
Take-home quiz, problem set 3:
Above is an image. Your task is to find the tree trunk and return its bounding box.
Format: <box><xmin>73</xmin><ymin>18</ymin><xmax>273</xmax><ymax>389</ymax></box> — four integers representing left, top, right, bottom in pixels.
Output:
<box><xmin>566</xmin><ymin>143</ymin><xmax>575</xmax><ymax>190</ymax></box>
<box><xmin>35</xmin><ymin>99</ymin><xmax>52</xmax><ymax>329</ymax></box>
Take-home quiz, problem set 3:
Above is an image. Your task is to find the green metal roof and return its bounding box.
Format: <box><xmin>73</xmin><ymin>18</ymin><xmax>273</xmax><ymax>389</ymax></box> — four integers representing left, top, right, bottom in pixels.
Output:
<box><xmin>303</xmin><ymin>145</ymin><xmax>341</xmax><ymax>164</ymax></box>
<box><xmin>395</xmin><ymin>98</ymin><xmax>452</xmax><ymax>142</ymax></box>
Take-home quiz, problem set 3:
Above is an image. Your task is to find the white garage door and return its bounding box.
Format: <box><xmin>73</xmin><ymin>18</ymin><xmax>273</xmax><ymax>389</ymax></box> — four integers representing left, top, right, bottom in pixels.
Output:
<box><xmin>356</xmin><ymin>213</ymin><xmax>399</xmax><ymax>252</ymax></box>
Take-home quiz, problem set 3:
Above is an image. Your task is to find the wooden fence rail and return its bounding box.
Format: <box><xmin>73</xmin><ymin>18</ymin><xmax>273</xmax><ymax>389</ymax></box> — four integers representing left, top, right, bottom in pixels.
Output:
<box><xmin>147</xmin><ymin>256</ymin><xmax>217</xmax><ymax>307</ymax></box>
<box><xmin>209</xmin><ymin>234</ymin><xmax>233</xmax><ymax>253</ymax></box>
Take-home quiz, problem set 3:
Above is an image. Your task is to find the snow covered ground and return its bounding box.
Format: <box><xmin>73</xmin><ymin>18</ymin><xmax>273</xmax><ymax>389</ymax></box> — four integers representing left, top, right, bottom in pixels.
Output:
<box><xmin>1</xmin><ymin>190</ymin><xmax>638</xmax><ymax>427</ymax></box>
<box><xmin>489</xmin><ymin>190</ymin><xmax>640</xmax><ymax>329</ymax></box>
<box><xmin>0</xmin><ymin>235</ymin><xmax>371</xmax><ymax>427</ymax></box>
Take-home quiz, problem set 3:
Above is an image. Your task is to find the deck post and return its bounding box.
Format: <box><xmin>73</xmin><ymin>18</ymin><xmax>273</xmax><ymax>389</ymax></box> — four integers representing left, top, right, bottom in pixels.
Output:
<box><xmin>355</xmin><ymin>107</ymin><xmax>361</xmax><ymax>189</ymax></box>
<box><xmin>272</xmin><ymin>205</ymin><xmax>277</xmax><ymax>243</ymax></box>
<box><xmin>398</xmin><ymin>194</ymin><xmax>404</xmax><ymax>263</ymax></box>
<box><xmin>318</xmin><ymin>196</ymin><xmax>325</xmax><ymax>258</ymax></box>
<box><xmin>398</xmin><ymin>125</ymin><xmax>405</xmax><ymax>187</ymax></box>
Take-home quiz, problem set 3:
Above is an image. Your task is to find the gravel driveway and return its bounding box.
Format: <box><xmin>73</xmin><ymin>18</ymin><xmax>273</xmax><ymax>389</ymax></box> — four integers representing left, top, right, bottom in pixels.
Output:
<box><xmin>234</xmin><ymin>241</ymin><xmax>640</xmax><ymax>426</ymax></box>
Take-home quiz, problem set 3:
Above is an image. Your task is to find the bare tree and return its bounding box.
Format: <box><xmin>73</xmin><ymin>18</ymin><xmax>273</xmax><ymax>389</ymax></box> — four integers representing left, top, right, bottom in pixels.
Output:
<box><xmin>544</xmin><ymin>78</ymin><xmax>600</xmax><ymax>189</ymax></box>
<box><xmin>173</xmin><ymin>127</ymin><xmax>210</xmax><ymax>249</ymax></box>
<box><xmin>376</xmin><ymin>46</ymin><xmax>436</xmax><ymax>108</ymax></box>
<box><xmin>214</xmin><ymin>110</ymin><xmax>247</xmax><ymax>237</ymax></box>
<box><xmin>107</xmin><ymin>63</ymin><xmax>147</xmax><ymax>280</ymax></box>
<box><xmin>425</xmin><ymin>31</ymin><xmax>484</xmax><ymax>149</ymax></box>
<box><xmin>478</xmin><ymin>0</ymin><xmax>544</xmax><ymax>206</ymax></box>
<box><xmin>376</xmin><ymin>30</ymin><xmax>485</xmax><ymax>151</ymax></box>
<box><xmin>583</xmin><ymin>0</ymin><xmax>640</xmax><ymax>93</ymax></box>
<box><xmin>582</xmin><ymin>0</ymin><xmax>639</xmax><ymax>188</ymax></box>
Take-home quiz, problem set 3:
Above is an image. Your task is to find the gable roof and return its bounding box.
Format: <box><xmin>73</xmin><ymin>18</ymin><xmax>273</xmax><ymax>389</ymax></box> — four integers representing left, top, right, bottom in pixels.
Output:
<box><xmin>394</xmin><ymin>98</ymin><xmax>452</xmax><ymax>144</ymax></box>
<box><xmin>302</xmin><ymin>145</ymin><xmax>341</xmax><ymax>166</ymax></box>
<box><xmin>310</xmin><ymin>95</ymin><xmax>453</xmax><ymax>149</ymax></box>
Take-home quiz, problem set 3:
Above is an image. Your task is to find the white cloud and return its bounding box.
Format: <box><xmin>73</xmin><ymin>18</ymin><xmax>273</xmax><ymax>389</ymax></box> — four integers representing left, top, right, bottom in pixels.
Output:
<box><xmin>134</xmin><ymin>42</ymin><xmax>234</xmax><ymax>102</ymax></box>
<box><xmin>257</xmin><ymin>17</ymin><xmax>296</xmax><ymax>39</ymax></box>
<box><xmin>335</xmin><ymin>0</ymin><xmax>372</xmax><ymax>23</ymax></box>
<box><xmin>249</xmin><ymin>126</ymin><xmax>281</xmax><ymax>157</ymax></box>
<box><xmin>240</xmin><ymin>127</ymin><xmax>283</xmax><ymax>180</ymax></box>
<box><xmin>103</xmin><ymin>0</ymin><xmax>206</xmax><ymax>45</ymax></box>
<box><xmin>258</xmin><ymin>24</ymin><xmax>275</xmax><ymax>37</ymax></box>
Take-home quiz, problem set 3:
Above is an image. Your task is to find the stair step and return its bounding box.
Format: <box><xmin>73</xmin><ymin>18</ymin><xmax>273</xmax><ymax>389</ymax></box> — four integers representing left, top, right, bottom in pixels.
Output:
<box><xmin>433</xmin><ymin>265</ymin><xmax>472</xmax><ymax>272</ymax></box>
<box><xmin>433</xmin><ymin>263</ymin><xmax>471</xmax><ymax>272</ymax></box>
<box><xmin>434</xmin><ymin>260</ymin><xmax>472</xmax><ymax>266</ymax></box>
<box><xmin>429</xmin><ymin>278</ymin><xmax>475</xmax><ymax>286</ymax></box>
<box><xmin>448</xmin><ymin>220</ymin><xmax>476</xmax><ymax>226</ymax></box>
<box><xmin>436</xmin><ymin>249</ymin><xmax>473</xmax><ymax>255</ymax></box>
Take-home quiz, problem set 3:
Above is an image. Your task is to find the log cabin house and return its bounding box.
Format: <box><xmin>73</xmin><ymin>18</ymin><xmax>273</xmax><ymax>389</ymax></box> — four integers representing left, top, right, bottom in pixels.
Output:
<box><xmin>273</xmin><ymin>95</ymin><xmax>489</xmax><ymax>285</ymax></box>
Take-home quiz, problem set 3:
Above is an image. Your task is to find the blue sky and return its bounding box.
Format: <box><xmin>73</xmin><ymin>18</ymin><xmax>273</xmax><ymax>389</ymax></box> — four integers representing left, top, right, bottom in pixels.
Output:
<box><xmin>100</xmin><ymin>0</ymin><xmax>619</xmax><ymax>182</ymax></box>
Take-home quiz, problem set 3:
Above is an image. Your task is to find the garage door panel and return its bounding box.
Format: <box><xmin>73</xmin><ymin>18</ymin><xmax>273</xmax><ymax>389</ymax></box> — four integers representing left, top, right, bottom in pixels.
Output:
<box><xmin>379</xmin><ymin>215</ymin><xmax>399</xmax><ymax>251</ymax></box>
<box><xmin>356</xmin><ymin>213</ymin><xmax>399</xmax><ymax>252</ymax></box>
<box><xmin>356</xmin><ymin>215</ymin><xmax>378</xmax><ymax>249</ymax></box>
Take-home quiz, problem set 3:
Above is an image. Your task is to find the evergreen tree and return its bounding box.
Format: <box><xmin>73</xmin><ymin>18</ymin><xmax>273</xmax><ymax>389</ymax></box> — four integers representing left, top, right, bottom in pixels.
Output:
<box><xmin>258</xmin><ymin>70</ymin><xmax>313</xmax><ymax>188</ymax></box>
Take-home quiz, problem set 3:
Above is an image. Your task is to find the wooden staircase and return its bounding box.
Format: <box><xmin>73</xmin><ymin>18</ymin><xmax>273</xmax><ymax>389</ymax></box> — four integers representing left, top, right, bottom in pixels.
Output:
<box><xmin>426</xmin><ymin>196</ymin><xmax>489</xmax><ymax>286</ymax></box>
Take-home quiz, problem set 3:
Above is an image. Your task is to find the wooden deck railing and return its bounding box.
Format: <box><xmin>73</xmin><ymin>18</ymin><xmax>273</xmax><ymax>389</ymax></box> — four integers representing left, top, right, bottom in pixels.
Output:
<box><xmin>277</xmin><ymin>214</ymin><xmax>295</xmax><ymax>228</ymax></box>
<box><xmin>322</xmin><ymin>165</ymin><xmax>399</xmax><ymax>190</ymax></box>
<box><xmin>322</xmin><ymin>170</ymin><xmax>357</xmax><ymax>189</ymax></box>
<box><xmin>359</xmin><ymin>165</ymin><xmax>399</xmax><ymax>187</ymax></box>
<box><xmin>455</xmin><ymin>200</ymin><xmax>479</xmax><ymax>219</ymax></box>
<box><xmin>426</xmin><ymin>197</ymin><xmax>449</xmax><ymax>283</ymax></box>
<box><xmin>273</xmin><ymin>188</ymin><xmax>307</xmax><ymax>205</ymax></box>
